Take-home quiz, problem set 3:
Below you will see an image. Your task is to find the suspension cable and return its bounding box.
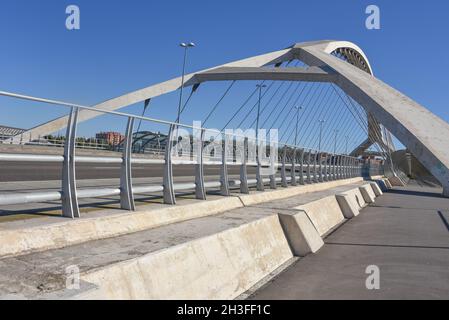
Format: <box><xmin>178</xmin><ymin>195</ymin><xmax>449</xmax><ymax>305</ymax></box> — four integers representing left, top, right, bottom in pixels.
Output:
<box><xmin>202</xmin><ymin>81</ymin><xmax>236</xmax><ymax>126</ymax></box>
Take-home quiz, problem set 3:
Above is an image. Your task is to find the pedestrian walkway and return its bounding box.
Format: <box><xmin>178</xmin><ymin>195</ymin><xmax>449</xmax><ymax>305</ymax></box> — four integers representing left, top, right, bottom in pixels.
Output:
<box><xmin>250</xmin><ymin>181</ymin><xmax>449</xmax><ymax>299</ymax></box>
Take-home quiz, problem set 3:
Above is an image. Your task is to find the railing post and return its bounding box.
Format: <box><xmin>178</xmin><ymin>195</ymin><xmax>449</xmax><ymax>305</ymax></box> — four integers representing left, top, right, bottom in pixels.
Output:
<box><xmin>340</xmin><ymin>155</ymin><xmax>344</xmax><ymax>179</ymax></box>
<box><xmin>329</xmin><ymin>154</ymin><xmax>335</xmax><ymax>181</ymax></box>
<box><xmin>348</xmin><ymin>157</ymin><xmax>352</xmax><ymax>178</ymax></box>
<box><xmin>344</xmin><ymin>156</ymin><xmax>349</xmax><ymax>179</ymax></box>
<box><xmin>307</xmin><ymin>151</ymin><xmax>312</xmax><ymax>184</ymax></box>
<box><xmin>352</xmin><ymin>158</ymin><xmax>356</xmax><ymax>177</ymax></box>
<box><xmin>195</xmin><ymin>129</ymin><xmax>206</xmax><ymax>200</ymax></box>
<box><xmin>359</xmin><ymin>160</ymin><xmax>363</xmax><ymax>177</ymax></box>
<box><xmin>61</xmin><ymin>107</ymin><xmax>80</xmax><ymax>218</ymax></box>
<box><xmin>281</xmin><ymin>146</ymin><xmax>288</xmax><ymax>187</ymax></box>
<box><xmin>291</xmin><ymin>148</ymin><xmax>297</xmax><ymax>186</ymax></box>
<box><xmin>313</xmin><ymin>152</ymin><xmax>318</xmax><ymax>183</ymax></box>
<box><xmin>269</xmin><ymin>151</ymin><xmax>277</xmax><ymax>190</ymax></box>
<box><xmin>256</xmin><ymin>140</ymin><xmax>265</xmax><ymax>192</ymax></box>
<box><xmin>348</xmin><ymin>156</ymin><xmax>351</xmax><ymax>178</ymax></box>
<box><xmin>240</xmin><ymin>137</ymin><xmax>249</xmax><ymax>194</ymax></box>
<box><xmin>337</xmin><ymin>155</ymin><xmax>342</xmax><ymax>179</ymax></box>
<box><xmin>221</xmin><ymin>134</ymin><xmax>230</xmax><ymax>196</ymax></box>
<box><xmin>318</xmin><ymin>152</ymin><xmax>323</xmax><ymax>182</ymax></box>
<box><xmin>120</xmin><ymin>117</ymin><xmax>135</xmax><ymax>211</ymax></box>
<box><xmin>323</xmin><ymin>154</ymin><xmax>329</xmax><ymax>182</ymax></box>
<box><xmin>299</xmin><ymin>148</ymin><xmax>305</xmax><ymax>185</ymax></box>
<box><xmin>163</xmin><ymin>124</ymin><xmax>176</xmax><ymax>205</ymax></box>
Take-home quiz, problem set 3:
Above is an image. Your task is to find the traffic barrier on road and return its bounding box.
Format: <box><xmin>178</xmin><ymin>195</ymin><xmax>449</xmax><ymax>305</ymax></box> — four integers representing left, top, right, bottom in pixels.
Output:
<box><xmin>359</xmin><ymin>184</ymin><xmax>376</xmax><ymax>203</ymax></box>
<box><xmin>383</xmin><ymin>178</ymin><xmax>393</xmax><ymax>189</ymax></box>
<box><xmin>388</xmin><ymin>176</ymin><xmax>406</xmax><ymax>187</ymax></box>
<box><xmin>294</xmin><ymin>195</ymin><xmax>345</xmax><ymax>237</ymax></box>
<box><xmin>374</xmin><ymin>178</ymin><xmax>389</xmax><ymax>192</ymax></box>
<box><xmin>278</xmin><ymin>210</ymin><xmax>324</xmax><ymax>256</ymax></box>
<box><xmin>370</xmin><ymin>182</ymin><xmax>383</xmax><ymax>196</ymax></box>
<box><xmin>335</xmin><ymin>186</ymin><xmax>368</xmax><ymax>218</ymax></box>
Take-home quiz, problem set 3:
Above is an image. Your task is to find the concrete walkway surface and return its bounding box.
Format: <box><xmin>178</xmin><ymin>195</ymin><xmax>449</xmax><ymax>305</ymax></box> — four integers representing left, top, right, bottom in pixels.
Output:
<box><xmin>249</xmin><ymin>182</ymin><xmax>449</xmax><ymax>300</ymax></box>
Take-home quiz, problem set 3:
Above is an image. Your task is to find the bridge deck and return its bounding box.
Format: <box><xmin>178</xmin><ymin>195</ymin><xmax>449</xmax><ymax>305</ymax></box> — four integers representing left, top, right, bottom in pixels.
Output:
<box><xmin>249</xmin><ymin>182</ymin><xmax>449</xmax><ymax>300</ymax></box>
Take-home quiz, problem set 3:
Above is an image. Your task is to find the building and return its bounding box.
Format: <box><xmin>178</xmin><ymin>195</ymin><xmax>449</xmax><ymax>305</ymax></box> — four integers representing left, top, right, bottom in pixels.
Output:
<box><xmin>95</xmin><ymin>131</ymin><xmax>124</xmax><ymax>146</ymax></box>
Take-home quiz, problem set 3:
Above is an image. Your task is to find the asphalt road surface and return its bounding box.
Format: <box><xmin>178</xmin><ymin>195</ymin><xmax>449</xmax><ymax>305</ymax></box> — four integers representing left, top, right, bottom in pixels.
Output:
<box><xmin>0</xmin><ymin>161</ymin><xmax>257</xmax><ymax>182</ymax></box>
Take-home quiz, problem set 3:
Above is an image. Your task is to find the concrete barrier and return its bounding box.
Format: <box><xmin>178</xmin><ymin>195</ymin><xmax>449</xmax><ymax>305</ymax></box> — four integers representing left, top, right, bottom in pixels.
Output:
<box><xmin>359</xmin><ymin>184</ymin><xmax>376</xmax><ymax>203</ymax></box>
<box><xmin>0</xmin><ymin>177</ymin><xmax>363</xmax><ymax>258</ymax></box>
<box><xmin>0</xmin><ymin>196</ymin><xmax>244</xmax><ymax>258</ymax></box>
<box><xmin>77</xmin><ymin>214</ymin><xmax>293</xmax><ymax>300</ymax></box>
<box><xmin>0</xmin><ymin>180</ymin><xmax>383</xmax><ymax>300</ymax></box>
<box><xmin>370</xmin><ymin>182</ymin><xmax>383</xmax><ymax>196</ymax></box>
<box><xmin>238</xmin><ymin>177</ymin><xmax>363</xmax><ymax>206</ymax></box>
<box><xmin>388</xmin><ymin>176</ymin><xmax>406</xmax><ymax>187</ymax></box>
<box><xmin>374</xmin><ymin>179</ymin><xmax>389</xmax><ymax>192</ymax></box>
<box><xmin>383</xmin><ymin>178</ymin><xmax>393</xmax><ymax>189</ymax></box>
<box><xmin>294</xmin><ymin>196</ymin><xmax>346</xmax><ymax>237</ymax></box>
<box><xmin>335</xmin><ymin>187</ymin><xmax>367</xmax><ymax>218</ymax></box>
<box><xmin>278</xmin><ymin>211</ymin><xmax>324</xmax><ymax>256</ymax></box>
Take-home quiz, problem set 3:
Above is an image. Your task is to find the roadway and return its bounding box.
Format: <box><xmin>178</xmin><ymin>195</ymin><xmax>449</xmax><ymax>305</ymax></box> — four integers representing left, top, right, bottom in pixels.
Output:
<box><xmin>0</xmin><ymin>161</ymin><xmax>256</xmax><ymax>182</ymax></box>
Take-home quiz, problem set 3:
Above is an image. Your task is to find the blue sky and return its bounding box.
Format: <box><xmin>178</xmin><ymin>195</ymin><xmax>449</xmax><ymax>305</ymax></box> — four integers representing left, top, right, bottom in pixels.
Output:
<box><xmin>0</xmin><ymin>0</ymin><xmax>448</xmax><ymax>151</ymax></box>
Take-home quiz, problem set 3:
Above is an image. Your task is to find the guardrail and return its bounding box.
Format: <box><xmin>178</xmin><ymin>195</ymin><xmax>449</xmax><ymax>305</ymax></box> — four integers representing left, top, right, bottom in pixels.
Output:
<box><xmin>0</xmin><ymin>90</ymin><xmax>369</xmax><ymax>218</ymax></box>
<box><xmin>362</xmin><ymin>161</ymin><xmax>385</xmax><ymax>178</ymax></box>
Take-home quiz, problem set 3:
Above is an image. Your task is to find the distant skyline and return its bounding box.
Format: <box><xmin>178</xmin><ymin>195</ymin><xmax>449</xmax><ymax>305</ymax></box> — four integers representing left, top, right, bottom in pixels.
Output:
<box><xmin>0</xmin><ymin>0</ymin><xmax>448</xmax><ymax>152</ymax></box>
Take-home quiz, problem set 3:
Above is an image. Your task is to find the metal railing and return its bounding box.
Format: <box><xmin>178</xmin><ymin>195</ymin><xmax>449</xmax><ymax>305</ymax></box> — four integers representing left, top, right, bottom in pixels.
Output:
<box><xmin>0</xmin><ymin>90</ymin><xmax>370</xmax><ymax>218</ymax></box>
<box><xmin>361</xmin><ymin>160</ymin><xmax>385</xmax><ymax>178</ymax></box>
<box><xmin>0</xmin><ymin>133</ymin><xmax>122</xmax><ymax>152</ymax></box>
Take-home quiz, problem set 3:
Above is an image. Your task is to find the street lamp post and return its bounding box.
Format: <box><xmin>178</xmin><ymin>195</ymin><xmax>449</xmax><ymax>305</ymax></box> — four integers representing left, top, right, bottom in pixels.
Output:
<box><xmin>177</xmin><ymin>42</ymin><xmax>195</xmax><ymax>124</ymax></box>
<box><xmin>255</xmin><ymin>84</ymin><xmax>267</xmax><ymax>142</ymax></box>
<box><xmin>317</xmin><ymin>119</ymin><xmax>325</xmax><ymax>182</ymax></box>
<box><xmin>255</xmin><ymin>84</ymin><xmax>266</xmax><ymax>191</ymax></box>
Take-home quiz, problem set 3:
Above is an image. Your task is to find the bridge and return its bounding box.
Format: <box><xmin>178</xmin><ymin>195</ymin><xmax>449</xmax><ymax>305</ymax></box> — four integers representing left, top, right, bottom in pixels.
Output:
<box><xmin>0</xmin><ymin>40</ymin><xmax>448</xmax><ymax>300</ymax></box>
